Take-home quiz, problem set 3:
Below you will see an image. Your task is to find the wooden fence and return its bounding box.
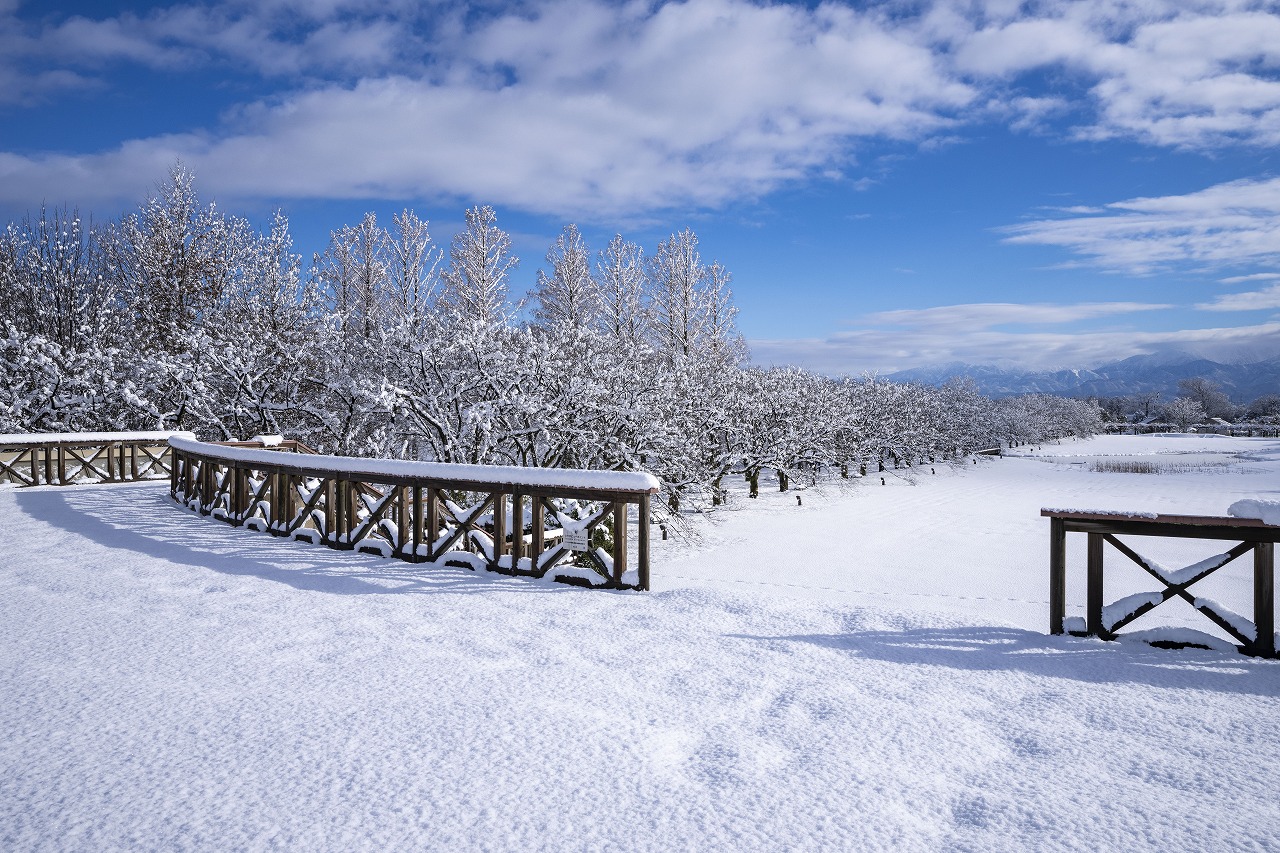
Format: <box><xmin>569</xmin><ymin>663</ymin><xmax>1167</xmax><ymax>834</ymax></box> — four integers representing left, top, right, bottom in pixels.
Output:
<box><xmin>1044</xmin><ymin>509</ymin><xmax>1280</xmax><ymax>657</ymax></box>
<box><xmin>169</xmin><ymin>437</ymin><xmax>658</xmax><ymax>591</ymax></box>
<box><xmin>0</xmin><ymin>431</ymin><xmax>190</xmax><ymax>486</ymax></box>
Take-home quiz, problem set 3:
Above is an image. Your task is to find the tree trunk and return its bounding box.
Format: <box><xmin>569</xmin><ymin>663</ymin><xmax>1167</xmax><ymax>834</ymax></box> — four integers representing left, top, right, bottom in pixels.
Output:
<box><xmin>778</xmin><ymin>469</ymin><xmax>789</xmax><ymax>492</ymax></box>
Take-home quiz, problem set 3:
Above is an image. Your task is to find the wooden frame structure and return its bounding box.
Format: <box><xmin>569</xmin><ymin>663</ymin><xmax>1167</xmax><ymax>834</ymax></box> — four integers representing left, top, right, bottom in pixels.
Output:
<box><xmin>0</xmin><ymin>432</ymin><xmax>185</xmax><ymax>487</ymax></box>
<box><xmin>169</xmin><ymin>438</ymin><xmax>657</xmax><ymax>591</ymax></box>
<box><xmin>1044</xmin><ymin>509</ymin><xmax>1280</xmax><ymax>657</ymax></box>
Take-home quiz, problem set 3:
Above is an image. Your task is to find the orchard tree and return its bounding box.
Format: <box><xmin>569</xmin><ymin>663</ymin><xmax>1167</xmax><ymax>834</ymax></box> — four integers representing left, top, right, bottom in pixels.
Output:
<box><xmin>1165</xmin><ymin>397</ymin><xmax>1207</xmax><ymax>432</ymax></box>
<box><xmin>438</xmin><ymin>205</ymin><xmax>517</xmax><ymax>329</ymax></box>
<box><xmin>532</xmin><ymin>224</ymin><xmax>598</xmax><ymax>330</ymax></box>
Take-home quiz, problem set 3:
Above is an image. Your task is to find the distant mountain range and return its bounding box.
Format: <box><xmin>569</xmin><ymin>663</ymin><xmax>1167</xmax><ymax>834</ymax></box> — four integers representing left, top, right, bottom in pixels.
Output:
<box><xmin>886</xmin><ymin>352</ymin><xmax>1280</xmax><ymax>402</ymax></box>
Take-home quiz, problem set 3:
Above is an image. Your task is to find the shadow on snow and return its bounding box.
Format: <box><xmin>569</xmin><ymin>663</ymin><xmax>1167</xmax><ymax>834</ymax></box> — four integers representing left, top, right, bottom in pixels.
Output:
<box><xmin>729</xmin><ymin>624</ymin><xmax>1280</xmax><ymax>696</ymax></box>
<box><xmin>13</xmin><ymin>483</ymin><xmax>583</xmax><ymax>598</ymax></box>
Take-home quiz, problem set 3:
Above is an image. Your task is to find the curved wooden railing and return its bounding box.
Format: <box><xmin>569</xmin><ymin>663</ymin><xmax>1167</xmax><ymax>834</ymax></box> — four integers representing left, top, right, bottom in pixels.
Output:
<box><xmin>0</xmin><ymin>431</ymin><xmax>192</xmax><ymax>486</ymax></box>
<box><xmin>169</xmin><ymin>437</ymin><xmax>658</xmax><ymax>590</ymax></box>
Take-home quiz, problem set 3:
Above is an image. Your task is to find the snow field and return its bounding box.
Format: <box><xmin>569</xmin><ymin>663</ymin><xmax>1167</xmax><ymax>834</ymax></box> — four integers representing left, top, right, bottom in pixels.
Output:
<box><xmin>3</xmin><ymin>435</ymin><xmax>1280</xmax><ymax>851</ymax></box>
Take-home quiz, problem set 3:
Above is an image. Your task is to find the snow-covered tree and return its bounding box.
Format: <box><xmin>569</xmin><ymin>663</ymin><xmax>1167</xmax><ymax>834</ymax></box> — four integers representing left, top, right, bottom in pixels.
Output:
<box><xmin>438</xmin><ymin>205</ymin><xmax>516</xmax><ymax>330</ymax></box>
<box><xmin>532</xmin><ymin>224</ymin><xmax>598</xmax><ymax>330</ymax></box>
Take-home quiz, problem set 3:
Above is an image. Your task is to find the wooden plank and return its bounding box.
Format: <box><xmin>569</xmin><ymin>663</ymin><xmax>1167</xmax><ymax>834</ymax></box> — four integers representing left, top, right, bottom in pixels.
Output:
<box><xmin>511</xmin><ymin>491</ymin><xmax>524</xmax><ymax>568</ymax></box>
<box><xmin>1086</xmin><ymin>533</ymin><xmax>1105</xmax><ymax>638</ymax></box>
<box><xmin>1042</xmin><ymin>509</ymin><xmax>1278</xmax><ymax>528</ymax></box>
<box><xmin>425</xmin><ymin>487</ymin><xmax>438</xmax><ymax>561</ymax></box>
<box><xmin>638</xmin><ymin>493</ymin><xmax>650</xmax><ymax>592</ymax></box>
<box><xmin>532</xmin><ymin>497</ymin><xmax>544</xmax><ymax>571</ymax></box>
<box><xmin>430</xmin><ymin>495</ymin><xmax>494</xmax><ymax>559</ymax></box>
<box><xmin>612</xmin><ymin>501</ymin><xmax>627</xmax><ymax>585</ymax></box>
<box><xmin>284</xmin><ymin>477</ymin><xmax>329</xmax><ymax>536</ymax></box>
<box><xmin>1060</xmin><ymin>518</ymin><xmax>1280</xmax><ymax>544</ymax></box>
<box><xmin>397</xmin><ymin>485</ymin><xmax>411</xmax><ymax>558</ymax></box>
<box><xmin>1256</xmin><ymin>543</ymin><xmax>1275</xmax><ymax>657</ymax></box>
<box><xmin>346</xmin><ymin>487</ymin><xmax>399</xmax><ymax>548</ymax></box>
<box><xmin>494</xmin><ymin>491</ymin><xmax>508</xmax><ymax>562</ymax></box>
<box><xmin>1049</xmin><ymin>516</ymin><xmax>1065</xmax><ymax>635</ymax></box>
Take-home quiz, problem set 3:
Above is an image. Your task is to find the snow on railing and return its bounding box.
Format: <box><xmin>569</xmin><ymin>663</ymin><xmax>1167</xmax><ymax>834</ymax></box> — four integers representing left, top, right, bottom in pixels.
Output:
<box><xmin>169</xmin><ymin>437</ymin><xmax>658</xmax><ymax>591</ymax></box>
<box><xmin>0</xmin><ymin>431</ymin><xmax>193</xmax><ymax>487</ymax></box>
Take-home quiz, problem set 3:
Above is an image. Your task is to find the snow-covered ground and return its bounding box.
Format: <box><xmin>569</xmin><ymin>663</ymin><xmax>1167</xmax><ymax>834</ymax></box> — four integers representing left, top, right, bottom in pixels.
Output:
<box><xmin>4</xmin><ymin>434</ymin><xmax>1280</xmax><ymax>851</ymax></box>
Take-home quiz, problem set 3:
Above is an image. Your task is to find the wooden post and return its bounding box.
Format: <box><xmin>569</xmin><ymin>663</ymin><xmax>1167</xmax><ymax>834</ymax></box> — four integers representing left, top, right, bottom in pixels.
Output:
<box><xmin>639</xmin><ymin>493</ymin><xmax>651</xmax><ymax>592</ymax></box>
<box><xmin>230</xmin><ymin>467</ymin><xmax>245</xmax><ymax>522</ymax></box>
<box><xmin>411</xmin><ymin>486</ymin><xmax>424</xmax><ymax>562</ymax></box>
<box><xmin>1049</xmin><ymin>516</ymin><xmax>1066</xmax><ymax>634</ymax></box>
<box><xmin>425</xmin><ymin>487</ymin><xmax>439</xmax><ymax>560</ymax></box>
<box><xmin>1086</xmin><ymin>532</ymin><xmax>1105</xmax><ymax>638</ymax></box>
<box><xmin>612</xmin><ymin>501</ymin><xmax>627</xmax><ymax>585</ymax></box>
<box><xmin>57</xmin><ymin>445</ymin><xmax>66</xmax><ymax>485</ymax></box>
<box><xmin>1255</xmin><ymin>542</ymin><xmax>1275</xmax><ymax>657</ymax></box>
<box><xmin>511</xmin><ymin>491</ymin><xmax>524</xmax><ymax>570</ymax></box>
<box><xmin>43</xmin><ymin>444</ymin><xmax>54</xmax><ymax>485</ymax></box>
<box><xmin>29</xmin><ymin>447</ymin><xmax>40</xmax><ymax>486</ymax></box>
<box><xmin>493</xmin><ymin>491</ymin><xmax>507</xmax><ymax>566</ymax></box>
<box><xmin>532</xmin><ymin>497</ymin><xmax>544</xmax><ymax>573</ymax></box>
<box><xmin>129</xmin><ymin>444</ymin><xmax>139</xmax><ymax>480</ymax></box>
<box><xmin>397</xmin><ymin>486</ymin><xmax>411</xmax><ymax>559</ymax></box>
<box><xmin>323</xmin><ymin>478</ymin><xmax>337</xmax><ymax>544</ymax></box>
<box><xmin>278</xmin><ymin>471</ymin><xmax>294</xmax><ymax>533</ymax></box>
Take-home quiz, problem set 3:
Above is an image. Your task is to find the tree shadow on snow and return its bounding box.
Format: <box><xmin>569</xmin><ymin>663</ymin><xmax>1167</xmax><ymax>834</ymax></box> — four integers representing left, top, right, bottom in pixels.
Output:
<box><xmin>14</xmin><ymin>484</ymin><xmax>579</xmax><ymax>598</ymax></box>
<box><xmin>730</xmin><ymin>625</ymin><xmax>1280</xmax><ymax>697</ymax></box>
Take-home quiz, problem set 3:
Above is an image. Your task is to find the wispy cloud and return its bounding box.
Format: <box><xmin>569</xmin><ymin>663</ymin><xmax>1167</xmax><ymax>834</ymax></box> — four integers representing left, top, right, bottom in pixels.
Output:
<box><xmin>750</xmin><ymin>321</ymin><xmax>1280</xmax><ymax>374</ymax></box>
<box><xmin>999</xmin><ymin>176</ymin><xmax>1280</xmax><ymax>275</ymax></box>
<box><xmin>3</xmin><ymin>0</ymin><xmax>1280</xmax><ymax>217</ymax></box>
<box><xmin>1219</xmin><ymin>272</ymin><xmax>1280</xmax><ymax>285</ymax></box>
<box><xmin>1198</xmin><ymin>284</ymin><xmax>1280</xmax><ymax>312</ymax></box>
<box><xmin>866</xmin><ymin>301</ymin><xmax>1170</xmax><ymax>331</ymax></box>
<box><xmin>940</xmin><ymin>0</ymin><xmax>1280</xmax><ymax>149</ymax></box>
<box><xmin>0</xmin><ymin>0</ymin><xmax>975</xmax><ymax>217</ymax></box>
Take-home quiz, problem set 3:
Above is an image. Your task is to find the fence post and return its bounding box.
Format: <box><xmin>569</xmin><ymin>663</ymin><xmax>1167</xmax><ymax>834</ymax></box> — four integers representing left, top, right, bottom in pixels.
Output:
<box><xmin>1255</xmin><ymin>543</ymin><xmax>1275</xmax><ymax>657</ymax></box>
<box><xmin>638</xmin><ymin>493</ymin><xmax>651</xmax><ymax>592</ymax></box>
<box><xmin>1049</xmin><ymin>516</ymin><xmax>1066</xmax><ymax>634</ymax></box>
<box><xmin>1086</xmin><ymin>532</ymin><xmax>1105</xmax><ymax>637</ymax></box>
<box><xmin>612</xmin><ymin>501</ymin><xmax>627</xmax><ymax>585</ymax></box>
<box><xmin>511</xmin><ymin>491</ymin><xmax>524</xmax><ymax>570</ymax></box>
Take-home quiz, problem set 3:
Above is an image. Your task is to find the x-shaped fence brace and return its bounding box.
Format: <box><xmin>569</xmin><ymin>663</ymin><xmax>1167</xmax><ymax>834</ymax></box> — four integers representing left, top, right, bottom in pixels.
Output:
<box><xmin>0</xmin><ymin>437</ymin><xmax>176</xmax><ymax>486</ymax></box>
<box><xmin>1044</xmin><ymin>509</ymin><xmax>1280</xmax><ymax>657</ymax></box>
<box><xmin>172</xmin><ymin>440</ymin><xmax>654</xmax><ymax>591</ymax></box>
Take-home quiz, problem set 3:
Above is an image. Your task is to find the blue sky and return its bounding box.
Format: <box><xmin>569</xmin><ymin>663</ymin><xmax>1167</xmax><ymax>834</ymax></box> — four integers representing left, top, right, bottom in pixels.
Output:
<box><xmin>2</xmin><ymin>0</ymin><xmax>1279</xmax><ymax>373</ymax></box>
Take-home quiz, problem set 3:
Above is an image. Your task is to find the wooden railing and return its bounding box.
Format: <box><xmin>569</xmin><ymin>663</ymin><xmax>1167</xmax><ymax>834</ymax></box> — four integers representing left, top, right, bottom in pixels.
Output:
<box><xmin>1044</xmin><ymin>509</ymin><xmax>1280</xmax><ymax>657</ymax></box>
<box><xmin>169</xmin><ymin>437</ymin><xmax>659</xmax><ymax>590</ymax></box>
<box><xmin>0</xmin><ymin>431</ymin><xmax>191</xmax><ymax>486</ymax></box>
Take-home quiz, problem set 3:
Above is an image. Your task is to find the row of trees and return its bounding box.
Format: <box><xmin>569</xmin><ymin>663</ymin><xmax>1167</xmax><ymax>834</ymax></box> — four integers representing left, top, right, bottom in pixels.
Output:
<box><xmin>1095</xmin><ymin>380</ymin><xmax>1280</xmax><ymax>430</ymax></box>
<box><xmin>1</xmin><ymin>167</ymin><xmax>1102</xmax><ymax>514</ymax></box>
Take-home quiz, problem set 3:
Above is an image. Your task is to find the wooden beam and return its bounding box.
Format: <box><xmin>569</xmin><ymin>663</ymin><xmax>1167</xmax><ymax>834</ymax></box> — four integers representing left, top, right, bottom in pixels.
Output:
<box><xmin>1255</xmin><ymin>543</ymin><xmax>1275</xmax><ymax>657</ymax></box>
<box><xmin>638</xmin><ymin>493</ymin><xmax>650</xmax><ymax>592</ymax></box>
<box><xmin>1049</xmin><ymin>516</ymin><xmax>1065</xmax><ymax>635</ymax></box>
<box><xmin>1086</xmin><ymin>533</ymin><xmax>1105</xmax><ymax>638</ymax></box>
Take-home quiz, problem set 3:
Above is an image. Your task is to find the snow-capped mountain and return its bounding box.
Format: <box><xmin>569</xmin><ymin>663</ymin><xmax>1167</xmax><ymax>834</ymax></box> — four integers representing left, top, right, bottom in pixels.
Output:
<box><xmin>887</xmin><ymin>352</ymin><xmax>1280</xmax><ymax>401</ymax></box>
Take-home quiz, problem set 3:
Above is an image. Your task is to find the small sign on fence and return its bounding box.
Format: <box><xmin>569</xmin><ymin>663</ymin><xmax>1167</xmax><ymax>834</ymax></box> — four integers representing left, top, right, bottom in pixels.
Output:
<box><xmin>562</xmin><ymin>527</ymin><xmax>590</xmax><ymax>552</ymax></box>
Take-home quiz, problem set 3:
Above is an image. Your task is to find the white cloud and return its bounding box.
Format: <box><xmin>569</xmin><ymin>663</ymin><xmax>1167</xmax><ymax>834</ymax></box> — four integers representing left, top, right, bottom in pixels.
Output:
<box><xmin>3</xmin><ymin>0</ymin><xmax>1280</xmax><ymax>216</ymax></box>
<box><xmin>999</xmin><ymin>176</ymin><xmax>1280</xmax><ymax>275</ymax></box>
<box><xmin>942</xmin><ymin>0</ymin><xmax>1280</xmax><ymax>149</ymax></box>
<box><xmin>1198</xmin><ymin>284</ymin><xmax>1280</xmax><ymax>312</ymax></box>
<box><xmin>866</xmin><ymin>301</ymin><xmax>1170</xmax><ymax>331</ymax></box>
<box><xmin>750</xmin><ymin>320</ymin><xmax>1280</xmax><ymax>374</ymax></box>
<box><xmin>1219</xmin><ymin>272</ymin><xmax>1280</xmax><ymax>284</ymax></box>
<box><xmin>0</xmin><ymin>0</ymin><xmax>976</xmax><ymax>217</ymax></box>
